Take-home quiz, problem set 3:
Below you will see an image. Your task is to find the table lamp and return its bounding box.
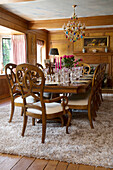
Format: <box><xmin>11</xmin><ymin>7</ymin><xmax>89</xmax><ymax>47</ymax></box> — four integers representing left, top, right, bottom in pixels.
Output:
<box><xmin>49</xmin><ymin>48</ymin><xmax>59</xmax><ymax>63</ymax></box>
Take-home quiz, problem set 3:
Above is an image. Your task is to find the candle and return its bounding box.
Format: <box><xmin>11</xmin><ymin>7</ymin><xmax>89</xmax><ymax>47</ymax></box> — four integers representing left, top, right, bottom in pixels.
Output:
<box><xmin>60</xmin><ymin>57</ymin><xmax>62</xmax><ymax>69</ymax></box>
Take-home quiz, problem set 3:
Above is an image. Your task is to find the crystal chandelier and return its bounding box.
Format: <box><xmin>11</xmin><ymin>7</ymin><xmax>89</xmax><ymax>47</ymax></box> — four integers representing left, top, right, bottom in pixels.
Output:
<box><xmin>63</xmin><ymin>5</ymin><xmax>85</xmax><ymax>42</ymax></box>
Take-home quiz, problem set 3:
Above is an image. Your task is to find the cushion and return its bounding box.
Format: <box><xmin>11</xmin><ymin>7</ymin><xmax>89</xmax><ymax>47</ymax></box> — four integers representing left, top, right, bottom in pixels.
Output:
<box><xmin>68</xmin><ymin>91</ymin><xmax>90</xmax><ymax>106</ymax></box>
<box><xmin>27</xmin><ymin>102</ymin><xmax>69</xmax><ymax>115</ymax></box>
<box><xmin>14</xmin><ymin>96</ymin><xmax>35</xmax><ymax>104</ymax></box>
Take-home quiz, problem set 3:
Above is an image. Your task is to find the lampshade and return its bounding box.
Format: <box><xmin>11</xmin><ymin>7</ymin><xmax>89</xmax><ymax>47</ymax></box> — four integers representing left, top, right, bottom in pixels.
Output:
<box><xmin>49</xmin><ymin>48</ymin><xmax>59</xmax><ymax>55</ymax></box>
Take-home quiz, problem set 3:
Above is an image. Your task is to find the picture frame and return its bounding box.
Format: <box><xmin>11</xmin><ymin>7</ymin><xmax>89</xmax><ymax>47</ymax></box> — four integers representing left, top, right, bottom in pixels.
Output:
<box><xmin>83</xmin><ymin>36</ymin><xmax>109</xmax><ymax>48</ymax></box>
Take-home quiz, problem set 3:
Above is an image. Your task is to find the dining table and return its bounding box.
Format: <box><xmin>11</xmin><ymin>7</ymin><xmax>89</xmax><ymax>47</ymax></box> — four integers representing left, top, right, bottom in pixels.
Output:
<box><xmin>43</xmin><ymin>74</ymin><xmax>93</xmax><ymax>95</ymax></box>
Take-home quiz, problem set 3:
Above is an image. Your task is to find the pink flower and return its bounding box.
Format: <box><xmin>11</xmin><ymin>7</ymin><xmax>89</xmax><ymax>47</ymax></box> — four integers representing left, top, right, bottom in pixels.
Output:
<box><xmin>74</xmin><ymin>63</ymin><xmax>77</xmax><ymax>67</ymax></box>
<box><xmin>74</xmin><ymin>59</ymin><xmax>77</xmax><ymax>62</ymax></box>
<box><xmin>69</xmin><ymin>55</ymin><xmax>74</xmax><ymax>58</ymax></box>
<box><xmin>63</xmin><ymin>55</ymin><xmax>66</xmax><ymax>58</ymax></box>
<box><xmin>66</xmin><ymin>55</ymin><xmax>69</xmax><ymax>58</ymax></box>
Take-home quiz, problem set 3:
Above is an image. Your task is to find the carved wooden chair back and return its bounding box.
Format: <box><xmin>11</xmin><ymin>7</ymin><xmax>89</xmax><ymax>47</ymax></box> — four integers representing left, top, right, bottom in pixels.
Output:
<box><xmin>89</xmin><ymin>64</ymin><xmax>101</xmax><ymax>114</ymax></box>
<box><xmin>16</xmin><ymin>63</ymin><xmax>45</xmax><ymax>107</ymax></box>
<box><xmin>5</xmin><ymin>63</ymin><xmax>23</xmax><ymax>122</ymax></box>
<box><xmin>5</xmin><ymin>63</ymin><xmax>17</xmax><ymax>95</ymax></box>
<box><xmin>16</xmin><ymin>63</ymin><xmax>71</xmax><ymax>143</ymax></box>
<box><xmin>36</xmin><ymin>63</ymin><xmax>44</xmax><ymax>70</ymax></box>
<box><xmin>98</xmin><ymin>63</ymin><xmax>107</xmax><ymax>103</ymax></box>
<box><xmin>78</xmin><ymin>63</ymin><xmax>91</xmax><ymax>74</ymax></box>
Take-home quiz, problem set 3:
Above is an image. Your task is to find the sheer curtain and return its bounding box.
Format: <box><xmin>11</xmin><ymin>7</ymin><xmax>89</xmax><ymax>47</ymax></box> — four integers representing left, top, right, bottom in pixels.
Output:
<box><xmin>12</xmin><ymin>34</ymin><xmax>26</xmax><ymax>65</ymax></box>
<box><xmin>37</xmin><ymin>39</ymin><xmax>45</xmax><ymax>66</ymax></box>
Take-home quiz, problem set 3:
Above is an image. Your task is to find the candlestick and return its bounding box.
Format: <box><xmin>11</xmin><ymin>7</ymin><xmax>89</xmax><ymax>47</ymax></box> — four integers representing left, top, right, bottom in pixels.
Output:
<box><xmin>58</xmin><ymin>57</ymin><xmax>59</xmax><ymax>69</ymax></box>
<box><xmin>55</xmin><ymin>57</ymin><xmax>57</xmax><ymax>70</ymax></box>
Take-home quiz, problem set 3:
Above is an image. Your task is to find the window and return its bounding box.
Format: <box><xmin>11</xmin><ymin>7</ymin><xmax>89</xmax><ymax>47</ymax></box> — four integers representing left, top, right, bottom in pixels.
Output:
<box><xmin>0</xmin><ymin>34</ymin><xmax>26</xmax><ymax>74</ymax></box>
<box><xmin>37</xmin><ymin>44</ymin><xmax>42</xmax><ymax>64</ymax></box>
<box><xmin>2</xmin><ymin>38</ymin><xmax>12</xmax><ymax>70</ymax></box>
<box><xmin>37</xmin><ymin>39</ymin><xmax>45</xmax><ymax>66</ymax></box>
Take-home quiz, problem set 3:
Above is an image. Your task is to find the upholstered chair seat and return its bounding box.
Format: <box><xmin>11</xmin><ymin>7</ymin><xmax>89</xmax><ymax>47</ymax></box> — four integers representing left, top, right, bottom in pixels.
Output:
<box><xmin>68</xmin><ymin>91</ymin><xmax>90</xmax><ymax>107</ymax></box>
<box><xmin>27</xmin><ymin>102</ymin><xmax>69</xmax><ymax>115</ymax></box>
<box><xmin>14</xmin><ymin>96</ymin><xmax>35</xmax><ymax>105</ymax></box>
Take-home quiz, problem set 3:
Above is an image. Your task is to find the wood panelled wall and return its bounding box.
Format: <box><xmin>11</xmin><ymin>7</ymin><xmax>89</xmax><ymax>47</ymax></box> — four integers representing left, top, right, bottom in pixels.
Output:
<box><xmin>48</xmin><ymin>28</ymin><xmax>113</xmax><ymax>82</ymax></box>
<box><xmin>48</xmin><ymin>28</ymin><xmax>113</xmax><ymax>56</ymax></box>
<box><xmin>0</xmin><ymin>7</ymin><xmax>28</xmax><ymax>33</ymax></box>
<box><xmin>27</xmin><ymin>29</ymin><xmax>48</xmax><ymax>65</ymax></box>
<box><xmin>0</xmin><ymin>75</ymin><xmax>10</xmax><ymax>99</ymax></box>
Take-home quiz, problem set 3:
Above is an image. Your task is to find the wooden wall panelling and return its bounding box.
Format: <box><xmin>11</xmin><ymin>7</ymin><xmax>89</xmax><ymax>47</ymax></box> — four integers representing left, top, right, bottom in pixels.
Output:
<box><xmin>35</xmin><ymin>29</ymin><xmax>48</xmax><ymax>60</ymax></box>
<box><xmin>0</xmin><ymin>75</ymin><xmax>10</xmax><ymax>99</ymax></box>
<box><xmin>0</xmin><ymin>7</ymin><xmax>28</xmax><ymax>33</ymax></box>
<box><xmin>48</xmin><ymin>31</ymin><xmax>74</xmax><ymax>57</ymax></box>
<box><xmin>74</xmin><ymin>53</ymin><xmax>113</xmax><ymax>78</ymax></box>
<box><xmin>112</xmin><ymin>54</ymin><xmax>113</xmax><ymax>77</ymax></box>
<box><xmin>27</xmin><ymin>32</ymin><xmax>37</xmax><ymax>65</ymax></box>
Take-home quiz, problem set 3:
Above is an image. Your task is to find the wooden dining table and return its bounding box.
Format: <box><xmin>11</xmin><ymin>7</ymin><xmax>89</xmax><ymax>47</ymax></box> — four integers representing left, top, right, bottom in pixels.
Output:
<box><xmin>44</xmin><ymin>75</ymin><xmax>93</xmax><ymax>94</ymax></box>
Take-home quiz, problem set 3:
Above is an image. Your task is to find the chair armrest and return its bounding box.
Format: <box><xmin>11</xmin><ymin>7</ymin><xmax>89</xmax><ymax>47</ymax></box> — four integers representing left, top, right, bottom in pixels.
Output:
<box><xmin>44</xmin><ymin>96</ymin><xmax>68</xmax><ymax>107</ymax></box>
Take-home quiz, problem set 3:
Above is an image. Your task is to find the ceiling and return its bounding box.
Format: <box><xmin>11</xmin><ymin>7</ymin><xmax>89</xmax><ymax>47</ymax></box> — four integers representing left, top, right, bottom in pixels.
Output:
<box><xmin>0</xmin><ymin>0</ymin><xmax>113</xmax><ymax>21</ymax></box>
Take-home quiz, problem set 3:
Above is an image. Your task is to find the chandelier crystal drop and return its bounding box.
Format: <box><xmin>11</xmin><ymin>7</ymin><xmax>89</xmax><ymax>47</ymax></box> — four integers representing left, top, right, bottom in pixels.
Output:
<box><xmin>63</xmin><ymin>5</ymin><xmax>85</xmax><ymax>42</ymax></box>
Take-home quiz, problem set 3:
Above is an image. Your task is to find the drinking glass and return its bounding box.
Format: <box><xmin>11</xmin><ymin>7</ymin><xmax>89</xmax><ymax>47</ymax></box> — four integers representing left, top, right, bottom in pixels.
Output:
<box><xmin>63</xmin><ymin>67</ymin><xmax>69</xmax><ymax>83</ymax></box>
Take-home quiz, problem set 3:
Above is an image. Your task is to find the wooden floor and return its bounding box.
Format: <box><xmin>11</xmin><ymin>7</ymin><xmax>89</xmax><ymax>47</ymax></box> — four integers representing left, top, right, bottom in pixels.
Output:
<box><xmin>0</xmin><ymin>97</ymin><xmax>112</xmax><ymax>170</ymax></box>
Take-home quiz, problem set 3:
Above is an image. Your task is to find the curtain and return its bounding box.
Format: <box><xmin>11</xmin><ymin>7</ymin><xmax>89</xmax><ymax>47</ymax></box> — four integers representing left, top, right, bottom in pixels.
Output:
<box><xmin>37</xmin><ymin>39</ymin><xmax>44</xmax><ymax>47</ymax></box>
<box><xmin>12</xmin><ymin>34</ymin><xmax>26</xmax><ymax>65</ymax></box>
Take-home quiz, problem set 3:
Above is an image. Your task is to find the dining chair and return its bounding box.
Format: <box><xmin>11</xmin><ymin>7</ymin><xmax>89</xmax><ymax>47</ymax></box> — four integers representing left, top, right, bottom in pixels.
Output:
<box><xmin>36</xmin><ymin>62</ymin><xmax>52</xmax><ymax>99</ymax></box>
<box><xmin>67</xmin><ymin>64</ymin><xmax>101</xmax><ymax>129</ymax></box>
<box><xmin>36</xmin><ymin>63</ymin><xmax>43</xmax><ymax>70</ymax></box>
<box><xmin>16</xmin><ymin>63</ymin><xmax>71</xmax><ymax>143</ymax></box>
<box><xmin>78</xmin><ymin>63</ymin><xmax>91</xmax><ymax>75</ymax></box>
<box><xmin>99</xmin><ymin>63</ymin><xmax>107</xmax><ymax>102</ymax></box>
<box><xmin>5</xmin><ymin>63</ymin><xmax>35</xmax><ymax>122</ymax></box>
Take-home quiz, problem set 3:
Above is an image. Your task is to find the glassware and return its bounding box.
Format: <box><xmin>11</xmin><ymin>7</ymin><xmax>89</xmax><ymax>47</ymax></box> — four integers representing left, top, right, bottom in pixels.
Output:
<box><xmin>51</xmin><ymin>74</ymin><xmax>55</xmax><ymax>82</ymax></box>
<box><xmin>70</xmin><ymin>67</ymin><xmax>77</xmax><ymax>83</ymax></box>
<box><xmin>43</xmin><ymin>68</ymin><xmax>48</xmax><ymax>80</ymax></box>
<box><xmin>54</xmin><ymin>69</ymin><xmax>59</xmax><ymax>82</ymax></box>
<box><xmin>46</xmin><ymin>74</ymin><xmax>51</xmax><ymax>82</ymax></box>
<box><xmin>79</xmin><ymin>66</ymin><xmax>83</xmax><ymax>77</ymax></box>
<box><xmin>63</xmin><ymin>67</ymin><xmax>69</xmax><ymax>83</ymax></box>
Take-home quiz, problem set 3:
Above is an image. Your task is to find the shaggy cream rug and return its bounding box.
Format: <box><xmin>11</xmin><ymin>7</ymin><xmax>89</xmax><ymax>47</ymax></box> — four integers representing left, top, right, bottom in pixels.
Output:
<box><xmin>0</xmin><ymin>94</ymin><xmax>113</xmax><ymax>168</ymax></box>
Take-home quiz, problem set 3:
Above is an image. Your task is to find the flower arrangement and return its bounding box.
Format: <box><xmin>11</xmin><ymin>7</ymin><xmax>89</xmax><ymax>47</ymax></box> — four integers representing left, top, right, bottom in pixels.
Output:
<box><xmin>74</xmin><ymin>58</ymin><xmax>83</xmax><ymax>67</ymax></box>
<box><xmin>62</xmin><ymin>55</ymin><xmax>83</xmax><ymax>68</ymax></box>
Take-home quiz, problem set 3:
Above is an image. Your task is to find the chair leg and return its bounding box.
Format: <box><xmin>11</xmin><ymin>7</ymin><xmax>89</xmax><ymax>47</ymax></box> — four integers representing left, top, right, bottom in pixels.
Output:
<box><xmin>88</xmin><ymin>109</ymin><xmax>94</xmax><ymax>129</ymax></box>
<box><xmin>21</xmin><ymin>107</ymin><xmax>24</xmax><ymax>116</ymax></box>
<box><xmin>9</xmin><ymin>100</ymin><xmax>15</xmax><ymax>123</ymax></box>
<box><xmin>42</xmin><ymin>118</ymin><xmax>46</xmax><ymax>143</ymax></box>
<box><xmin>32</xmin><ymin>118</ymin><xmax>35</xmax><ymax>126</ymax></box>
<box><xmin>66</xmin><ymin>110</ymin><xmax>72</xmax><ymax>134</ymax></box>
<box><xmin>60</xmin><ymin>116</ymin><xmax>64</xmax><ymax>127</ymax></box>
<box><xmin>22</xmin><ymin>114</ymin><xmax>28</xmax><ymax>136</ymax></box>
